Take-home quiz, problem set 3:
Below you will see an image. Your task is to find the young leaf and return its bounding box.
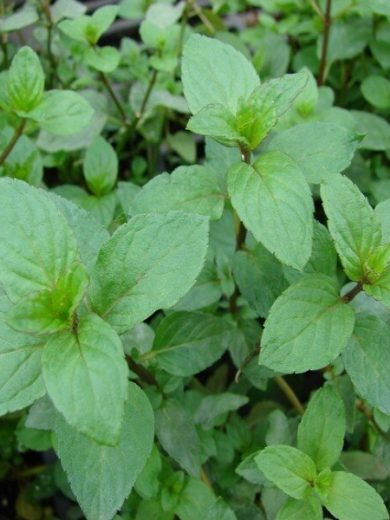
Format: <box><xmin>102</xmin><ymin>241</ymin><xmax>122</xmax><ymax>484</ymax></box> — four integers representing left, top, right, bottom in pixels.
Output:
<box><xmin>42</xmin><ymin>313</ymin><xmax>128</xmax><ymax>445</ymax></box>
<box><xmin>131</xmin><ymin>165</ymin><xmax>224</xmax><ymax>220</ymax></box>
<box><xmin>55</xmin><ymin>382</ymin><xmax>154</xmax><ymax>520</ymax></box>
<box><xmin>263</xmin><ymin>122</ymin><xmax>358</xmax><ymax>184</ymax></box>
<box><xmin>321</xmin><ymin>175</ymin><xmax>382</xmax><ymax>281</ymax></box>
<box><xmin>343</xmin><ymin>315</ymin><xmax>390</xmax><ymax>415</ymax></box>
<box><xmin>255</xmin><ymin>445</ymin><xmax>317</xmax><ymax>499</ymax></box>
<box><xmin>149</xmin><ymin>312</ymin><xmax>234</xmax><ymax>376</ymax></box>
<box><xmin>7</xmin><ymin>46</ymin><xmax>44</xmax><ymax>113</ymax></box>
<box><xmin>182</xmin><ymin>34</ymin><xmax>260</xmax><ymax>115</ymax></box>
<box><xmin>316</xmin><ymin>471</ymin><xmax>388</xmax><ymax>520</ymax></box>
<box><xmin>228</xmin><ymin>151</ymin><xmax>313</xmax><ymax>270</ymax></box>
<box><xmin>0</xmin><ymin>290</ymin><xmax>45</xmax><ymax>416</ymax></box>
<box><xmin>6</xmin><ymin>264</ymin><xmax>89</xmax><ymax>335</ymax></box>
<box><xmin>85</xmin><ymin>46</ymin><xmax>120</xmax><ymax>73</ymax></box>
<box><xmin>276</xmin><ymin>497</ymin><xmax>323</xmax><ymax>520</ymax></box>
<box><xmin>90</xmin><ymin>211</ymin><xmax>209</xmax><ymax>334</ymax></box>
<box><xmin>0</xmin><ymin>178</ymin><xmax>79</xmax><ymax>301</ymax></box>
<box><xmin>297</xmin><ymin>385</ymin><xmax>346</xmax><ymax>471</ymax></box>
<box><xmin>233</xmin><ymin>70</ymin><xmax>309</xmax><ymax>149</ymax></box>
<box><xmin>28</xmin><ymin>90</ymin><xmax>94</xmax><ymax>135</ymax></box>
<box><xmin>84</xmin><ymin>136</ymin><xmax>118</xmax><ymax>196</ymax></box>
<box><xmin>259</xmin><ymin>274</ymin><xmax>355</xmax><ymax>373</ymax></box>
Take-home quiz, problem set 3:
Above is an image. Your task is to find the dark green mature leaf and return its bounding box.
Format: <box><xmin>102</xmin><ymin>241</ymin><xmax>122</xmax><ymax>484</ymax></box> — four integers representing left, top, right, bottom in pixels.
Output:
<box><xmin>317</xmin><ymin>471</ymin><xmax>387</xmax><ymax>520</ymax></box>
<box><xmin>55</xmin><ymin>382</ymin><xmax>154</xmax><ymax>520</ymax></box>
<box><xmin>90</xmin><ymin>211</ymin><xmax>209</xmax><ymax>334</ymax></box>
<box><xmin>361</xmin><ymin>76</ymin><xmax>390</xmax><ymax>110</ymax></box>
<box><xmin>343</xmin><ymin>315</ymin><xmax>390</xmax><ymax>415</ymax></box>
<box><xmin>155</xmin><ymin>399</ymin><xmax>201</xmax><ymax>476</ymax></box>
<box><xmin>228</xmin><ymin>151</ymin><xmax>313</xmax><ymax>270</ymax></box>
<box><xmin>182</xmin><ymin>34</ymin><xmax>260</xmax><ymax>115</ymax></box>
<box><xmin>131</xmin><ymin>165</ymin><xmax>224</xmax><ymax>220</ymax></box>
<box><xmin>42</xmin><ymin>313</ymin><xmax>128</xmax><ymax>445</ymax></box>
<box><xmin>148</xmin><ymin>312</ymin><xmax>234</xmax><ymax>376</ymax></box>
<box><xmin>297</xmin><ymin>385</ymin><xmax>346</xmax><ymax>471</ymax></box>
<box><xmin>259</xmin><ymin>274</ymin><xmax>355</xmax><ymax>373</ymax></box>
<box><xmin>0</xmin><ymin>290</ymin><xmax>45</xmax><ymax>416</ymax></box>
<box><xmin>194</xmin><ymin>393</ymin><xmax>249</xmax><ymax>429</ymax></box>
<box><xmin>233</xmin><ymin>243</ymin><xmax>288</xmax><ymax>317</ymax></box>
<box><xmin>263</xmin><ymin>122</ymin><xmax>358</xmax><ymax>184</ymax></box>
<box><xmin>321</xmin><ymin>175</ymin><xmax>382</xmax><ymax>281</ymax></box>
<box><xmin>256</xmin><ymin>445</ymin><xmax>317</xmax><ymax>499</ymax></box>
<box><xmin>7</xmin><ymin>46</ymin><xmax>44</xmax><ymax>113</ymax></box>
<box><xmin>0</xmin><ymin>178</ymin><xmax>79</xmax><ymax>301</ymax></box>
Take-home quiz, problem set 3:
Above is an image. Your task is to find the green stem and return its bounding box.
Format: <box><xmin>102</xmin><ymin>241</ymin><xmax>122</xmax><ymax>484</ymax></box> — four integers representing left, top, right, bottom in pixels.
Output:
<box><xmin>229</xmin><ymin>147</ymin><xmax>250</xmax><ymax>313</ymax></box>
<box><xmin>342</xmin><ymin>281</ymin><xmax>363</xmax><ymax>303</ymax></box>
<box><xmin>137</xmin><ymin>68</ymin><xmax>158</xmax><ymax>122</ymax></box>
<box><xmin>317</xmin><ymin>0</ymin><xmax>332</xmax><ymax>86</ymax></box>
<box><xmin>0</xmin><ymin>119</ymin><xmax>26</xmax><ymax>166</ymax></box>
<box><xmin>274</xmin><ymin>375</ymin><xmax>305</xmax><ymax>416</ymax></box>
<box><xmin>99</xmin><ymin>71</ymin><xmax>128</xmax><ymax>124</ymax></box>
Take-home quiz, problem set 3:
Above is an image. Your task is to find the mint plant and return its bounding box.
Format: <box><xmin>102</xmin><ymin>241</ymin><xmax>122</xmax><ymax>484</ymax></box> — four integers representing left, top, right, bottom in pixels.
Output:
<box><xmin>1</xmin><ymin>1</ymin><xmax>390</xmax><ymax>519</ymax></box>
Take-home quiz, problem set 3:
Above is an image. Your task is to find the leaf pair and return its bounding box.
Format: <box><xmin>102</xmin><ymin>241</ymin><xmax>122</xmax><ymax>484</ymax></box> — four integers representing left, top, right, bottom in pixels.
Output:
<box><xmin>0</xmin><ymin>179</ymin><xmax>209</xmax><ymax>447</ymax></box>
<box><xmin>183</xmin><ymin>34</ymin><xmax>308</xmax><ymax>152</ymax></box>
<box><xmin>1</xmin><ymin>47</ymin><xmax>93</xmax><ymax>135</ymax></box>
<box><xmin>256</xmin><ymin>386</ymin><xmax>387</xmax><ymax>520</ymax></box>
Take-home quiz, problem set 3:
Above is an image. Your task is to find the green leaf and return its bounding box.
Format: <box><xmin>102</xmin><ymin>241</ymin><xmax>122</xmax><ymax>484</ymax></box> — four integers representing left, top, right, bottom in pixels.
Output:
<box><xmin>276</xmin><ymin>497</ymin><xmax>323</xmax><ymax>520</ymax></box>
<box><xmin>0</xmin><ymin>178</ymin><xmax>80</xmax><ymax>301</ymax></box>
<box><xmin>233</xmin><ymin>70</ymin><xmax>309</xmax><ymax>149</ymax></box>
<box><xmin>297</xmin><ymin>385</ymin><xmax>346</xmax><ymax>471</ymax></box>
<box><xmin>187</xmin><ymin>104</ymin><xmax>242</xmax><ymax>147</ymax></box>
<box><xmin>361</xmin><ymin>76</ymin><xmax>390</xmax><ymax>110</ymax></box>
<box><xmin>182</xmin><ymin>34</ymin><xmax>260</xmax><ymax>115</ymax></box>
<box><xmin>233</xmin><ymin>243</ymin><xmax>288</xmax><ymax>318</ymax></box>
<box><xmin>50</xmin><ymin>193</ymin><xmax>109</xmax><ymax>275</ymax></box>
<box><xmin>84</xmin><ymin>136</ymin><xmax>118</xmax><ymax>196</ymax></box>
<box><xmin>131</xmin><ymin>165</ymin><xmax>224</xmax><ymax>220</ymax></box>
<box><xmin>7</xmin><ymin>46</ymin><xmax>44</xmax><ymax>113</ymax></box>
<box><xmin>255</xmin><ymin>445</ymin><xmax>317</xmax><ymax>499</ymax></box>
<box><xmin>90</xmin><ymin>211</ymin><xmax>209</xmax><ymax>334</ymax></box>
<box><xmin>6</xmin><ymin>264</ymin><xmax>88</xmax><ymax>335</ymax></box>
<box><xmin>259</xmin><ymin>274</ymin><xmax>355</xmax><ymax>373</ymax></box>
<box><xmin>148</xmin><ymin>312</ymin><xmax>233</xmax><ymax>376</ymax></box>
<box><xmin>42</xmin><ymin>313</ymin><xmax>128</xmax><ymax>445</ymax></box>
<box><xmin>375</xmin><ymin>199</ymin><xmax>390</xmax><ymax>244</ymax></box>
<box><xmin>84</xmin><ymin>46</ymin><xmax>120</xmax><ymax>73</ymax></box>
<box><xmin>59</xmin><ymin>5</ymin><xmax>118</xmax><ymax>45</ymax></box>
<box><xmin>283</xmin><ymin>221</ymin><xmax>337</xmax><ymax>283</ymax></box>
<box><xmin>321</xmin><ymin>175</ymin><xmax>382</xmax><ymax>281</ymax></box>
<box><xmin>28</xmin><ymin>90</ymin><xmax>94</xmax><ymax>136</ymax></box>
<box><xmin>2</xmin><ymin>132</ymin><xmax>43</xmax><ymax>186</ymax></box>
<box><xmin>316</xmin><ymin>471</ymin><xmax>388</xmax><ymax>520</ymax></box>
<box><xmin>176</xmin><ymin>478</ymin><xmax>215</xmax><ymax>520</ymax></box>
<box><xmin>194</xmin><ymin>393</ymin><xmax>249</xmax><ymax>429</ymax></box>
<box><xmin>134</xmin><ymin>445</ymin><xmax>161</xmax><ymax>500</ymax></box>
<box><xmin>0</xmin><ymin>290</ymin><xmax>45</xmax><ymax>416</ymax></box>
<box><xmin>0</xmin><ymin>5</ymin><xmax>38</xmax><ymax>32</ymax></box>
<box><xmin>343</xmin><ymin>315</ymin><xmax>390</xmax><ymax>415</ymax></box>
<box><xmin>228</xmin><ymin>151</ymin><xmax>313</xmax><ymax>270</ymax></box>
<box><xmin>263</xmin><ymin>122</ymin><xmax>358</xmax><ymax>184</ymax></box>
<box><xmin>155</xmin><ymin>399</ymin><xmax>201</xmax><ymax>476</ymax></box>
<box><xmin>55</xmin><ymin>382</ymin><xmax>154</xmax><ymax>520</ymax></box>
<box><xmin>351</xmin><ymin>111</ymin><xmax>390</xmax><ymax>151</ymax></box>
<box><xmin>204</xmin><ymin>498</ymin><xmax>237</xmax><ymax>520</ymax></box>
